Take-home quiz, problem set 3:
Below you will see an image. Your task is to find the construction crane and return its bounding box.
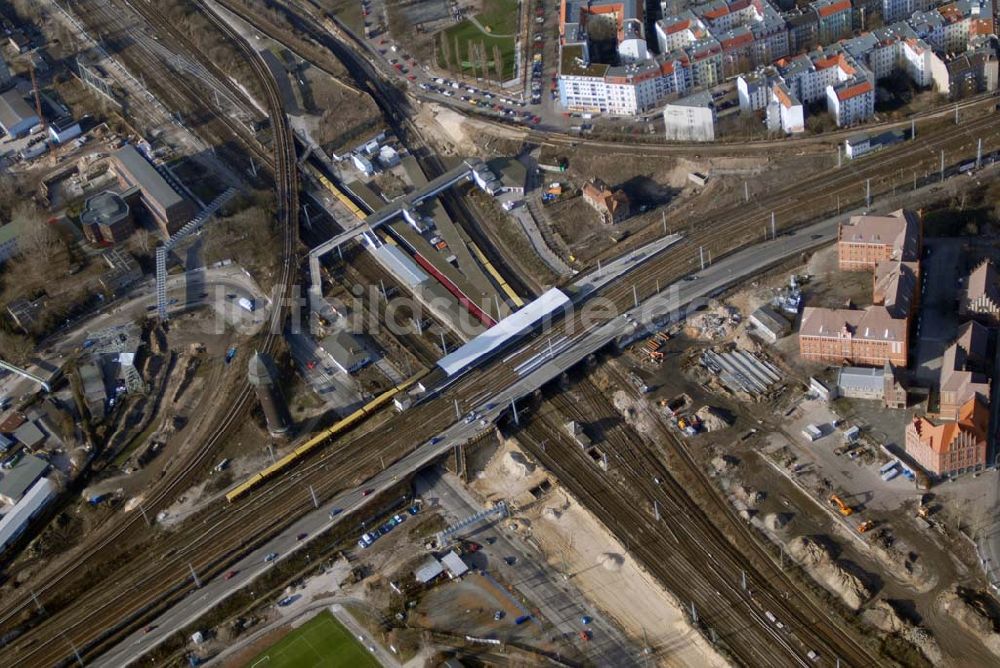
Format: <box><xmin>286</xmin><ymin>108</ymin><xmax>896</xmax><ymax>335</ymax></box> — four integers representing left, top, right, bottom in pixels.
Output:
<box><xmin>28</xmin><ymin>60</ymin><xmax>45</xmax><ymax>137</ymax></box>
<box><xmin>828</xmin><ymin>494</ymin><xmax>854</xmax><ymax>517</ymax></box>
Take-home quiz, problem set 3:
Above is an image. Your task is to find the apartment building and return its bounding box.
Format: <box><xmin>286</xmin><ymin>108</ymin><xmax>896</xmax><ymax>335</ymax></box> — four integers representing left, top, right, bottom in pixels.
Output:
<box><xmin>561</xmin><ymin>0</ymin><xmax>995</xmax><ymax>123</ymax></box>
<box><xmin>827</xmin><ymin>77</ymin><xmax>875</xmax><ymax>126</ymax></box>
<box><xmin>960</xmin><ymin>260</ymin><xmax>1000</xmax><ymax>321</ymax></box>
<box><xmin>837</xmin><ymin>209</ymin><xmax>921</xmax><ymax>271</ymax></box>
<box><xmin>906</xmin><ymin>397</ymin><xmax>988</xmax><ymax>476</ymax></box>
<box><xmin>664</xmin><ymin>90</ymin><xmax>717</xmax><ymax>141</ymax></box>
<box><xmin>767</xmin><ymin>81</ymin><xmax>805</xmax><ymax>133</ymax></box>
<box><xmin>811</xmin><ymin>0</ymin><xmax>853</xmax><ymax>43</ymax></box>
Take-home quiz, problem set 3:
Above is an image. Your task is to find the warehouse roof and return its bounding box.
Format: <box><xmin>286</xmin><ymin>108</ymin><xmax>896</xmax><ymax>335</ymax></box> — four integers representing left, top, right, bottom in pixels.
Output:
<box><xmin>13</xmin><ymin>421</ymin><xmax>45</xmax><ymax>448</ymax></box>
<box><xmin>837</xmin><ymin>366</ymin><xmax>885</xmax><ymax>394</ymax></box>
<box><xmin>749</xmin><ymin>305</ymin><xmax>790</xmax><ymax>337</ymax></box>
<box><xmin>414</xmin><ymin>555</ymin><xmax>444</xmax><ymax>583</ymax></box>
<box><xmin>320</xmin><ymin>329</ymin><xmax>370</xmax><ymax>373</ymax></box>
<box><xmin>0</xmin><ymin>454</ymin><xmax>48</xmax><ymax>504</ymax></box>
<box><xmin>441</xmin><ymin>551</ymin><xmax>469</xmax><ymax>578</ymax></box>
<box><xmin>112</xmin><ymin>146</ymin><xmax>185</xmax><ymax>212</ymax></box>
<box><xmin>437</xmin><ymin>288</ymin><xmax>571</xmax><ymax>376</ymax></box>
<box><xmin>0</xmin><ymin>89</ymin><xmax>37</xmax><ymax>134</ymax></box>
<box><xmin>0</xmin><ymin>477</ymin><xmax>56</xmax><ymax>552</ymax></box>
<box><xmin>371</xmin><ymin>243</ymin><xmax>429</xmax><ymax>289</ymax></box>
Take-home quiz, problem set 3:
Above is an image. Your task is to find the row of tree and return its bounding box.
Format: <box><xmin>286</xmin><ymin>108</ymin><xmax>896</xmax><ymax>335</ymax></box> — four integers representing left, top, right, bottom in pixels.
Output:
<box><xmin>438</xmin><ymin>34</ymin><xmax>506</xmax><ymax>84</ymax></box>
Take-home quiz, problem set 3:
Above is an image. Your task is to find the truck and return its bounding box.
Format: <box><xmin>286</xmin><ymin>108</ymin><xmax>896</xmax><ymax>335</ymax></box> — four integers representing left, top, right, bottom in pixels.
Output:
<box><xmin>237</xmin><ymin>297</ymin><xmax>255</xmax><ymax>312</ymax></box>
<box><xmin>801</xmin><ymin>424</ymin><xmax>823</xmax><ymax>442</ymax></box>
<box><xmin>881</xmin><ymin>467</ymin><xmax>900</xmax><ymax>482</ymax></box>
<box><xmin>879</xmin><ymin>459</ymin><xmax>899</xmax><ymax>477</ymax></box>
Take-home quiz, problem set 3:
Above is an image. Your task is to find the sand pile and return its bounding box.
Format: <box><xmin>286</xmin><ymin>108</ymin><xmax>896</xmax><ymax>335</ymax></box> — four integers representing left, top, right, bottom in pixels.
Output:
<box><xmin>696</xmin><ymin>406</ymin><xmax>732</xmax><ymax>432</ymax></box>
<box><xmin>938</xmin><ymin>588</ymin><xmax>1000</xmax><ymax>657</ymax></box>
<box><xmin>788</xmin><ymin>536</ymin><xmax>872</xmax><ymax>610</ymax></box>
<box><xmin>599</xmin><ymin>552</ymin><xmax>625</xmax><ymax>572</ymax></box>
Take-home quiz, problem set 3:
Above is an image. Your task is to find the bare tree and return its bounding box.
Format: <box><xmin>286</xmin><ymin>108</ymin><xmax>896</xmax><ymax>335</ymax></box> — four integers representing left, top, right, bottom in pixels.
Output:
<box><xmin>493</xmin><ymin>44</ymin><xmax>503</xmax><ymax>82</ymax></box>
<box><xmin>440</xmin><ymin>34</ymin><xmax>452</xmax><ymax>75</ymax></box>
<box><xmin>467</xmin><ymin>41</ymin><xmax>477</xmax><ymax>80</ymax></box>
<box><xmin>132</xmin><ymin>226</ymin><xmax>153</xmax><ymax>254</ymax></box>
<box><xmin>479</xmin><ymin>41</ymin><xmax>490</xmax><ymax>83</ymax></box>
<box><xmin>0</xmin><ymin>330</ymin><xmax>33</xmax><ymax>364</ymax></box>
<box><xmin>14</xmin><ymin>203</ymin><xmax>65</xmax><ymax>266</ymax></box>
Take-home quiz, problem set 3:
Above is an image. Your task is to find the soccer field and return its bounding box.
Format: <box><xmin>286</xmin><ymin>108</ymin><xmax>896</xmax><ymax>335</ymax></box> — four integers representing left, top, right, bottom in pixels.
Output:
<box><xmin>247</xmin><ymin>611</ymin><xmax>381</xmax><ymax>668</ymax></box>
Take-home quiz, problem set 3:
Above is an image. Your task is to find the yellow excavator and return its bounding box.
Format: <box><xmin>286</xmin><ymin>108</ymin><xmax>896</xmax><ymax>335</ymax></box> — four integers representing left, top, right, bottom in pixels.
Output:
<box><xmin>829</xmin><ymin>494</ymin><xmax>854</xmax><ymax>517</ymax></box>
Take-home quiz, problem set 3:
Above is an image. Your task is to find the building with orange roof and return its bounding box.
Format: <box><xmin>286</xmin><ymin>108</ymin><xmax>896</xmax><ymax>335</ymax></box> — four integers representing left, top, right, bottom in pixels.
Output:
<box><xmin>905</xmin><ymin>397</ymin><xmax>988</xmax><ymax>476</ymax></box>
<box><xmin>827</xmin><ymin>77</ymin><xmax>875</xmax><ymax>126</ymax></box>
<box><xmin>811</xmin><ymin>0</ymin><xmax>853</xmax><ymax>43</ymax></box>
<box><xmin>582</xmin><ymin>178</ymin><xmax>630</xmax><ymax>225</ymax></box>
<box><xmin>767</xmin><ymin>81</ymin><xmax>805</xmax><ymax>133</ymax></box>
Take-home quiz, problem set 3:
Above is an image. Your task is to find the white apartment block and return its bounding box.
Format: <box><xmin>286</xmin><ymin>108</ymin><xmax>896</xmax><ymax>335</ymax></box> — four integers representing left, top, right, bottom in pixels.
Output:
<box><xmin>768</xmin><ymin>82</ymin><xmax>805</xmax><ymax>133</ymax></box>
<box><xmin>560</xmin><ymin>0</ymin><xmax>995</xmax><ymax>124</ymax></box>
<box><xmin>827</xmin><ymin>78</ymin><xmax>876</xmax><ymax>126</ymax></box>
<box><xmin>664</xmin><ymin>91</ymin><xmax>717</xmax><ymax>141</ymax></box>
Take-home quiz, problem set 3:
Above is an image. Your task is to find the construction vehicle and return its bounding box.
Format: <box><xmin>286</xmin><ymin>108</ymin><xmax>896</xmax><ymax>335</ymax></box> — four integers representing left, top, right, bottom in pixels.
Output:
<box><xmin>828</xmin><ymin>494</ymin><xmax>854</xmax><ymax>516</ymax></box>
<box><xmin>857</xmin><ymin>520</ymin><xmax>874</xmax><ymax>533</ymax></box>
<box><xmin>916</xmin><ymin>505</ymin><xmax>930</xmax><ymax>519</ymax></box>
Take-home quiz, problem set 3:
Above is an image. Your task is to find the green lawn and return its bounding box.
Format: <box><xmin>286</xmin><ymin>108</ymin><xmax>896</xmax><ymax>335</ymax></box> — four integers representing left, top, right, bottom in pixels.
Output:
<box><xmin>246</xmin><ymin>611</ymin><xmax>380</xmax><ymax>668</ymax></box>
<box><xmin>438</xmin><ymin>0</ymin><xmax>520</xmax><ymax>81</ymax></box>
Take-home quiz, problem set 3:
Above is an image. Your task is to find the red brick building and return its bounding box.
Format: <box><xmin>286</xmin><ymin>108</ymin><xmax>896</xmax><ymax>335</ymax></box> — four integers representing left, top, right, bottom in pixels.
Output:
<box><xmin>837</xmin><ymin>209</ymin><xmax>920</xmax><ymax>271</ymax></box>
<box><xmin>905</xmin><ymin>397</ymin><xmax>988</xmax><ymax>477</ymax></box>
<box><xmin>799</xmin><ymin>306</ymin><xmax>908</xmax><ymax>366</ymax></box>
<box><xmin>799</xmin><ymin>209</ymin><xmax>921</xmax><ymax>367</ymax></box>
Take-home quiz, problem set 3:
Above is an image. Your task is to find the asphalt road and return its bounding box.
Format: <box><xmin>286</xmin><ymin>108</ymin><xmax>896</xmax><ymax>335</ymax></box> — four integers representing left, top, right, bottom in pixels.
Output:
<box><xmin>96</xmin><ymin>212</ymin><xmax>841</xmax><ymax>666</ymax></box>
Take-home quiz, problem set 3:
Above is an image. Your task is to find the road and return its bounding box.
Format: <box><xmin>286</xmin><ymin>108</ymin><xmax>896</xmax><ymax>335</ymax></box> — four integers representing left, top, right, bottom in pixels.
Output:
<box><xmin>94</xmin><ymin>211</ymin><xmax>840</xmax><ymax>667</ymax></box>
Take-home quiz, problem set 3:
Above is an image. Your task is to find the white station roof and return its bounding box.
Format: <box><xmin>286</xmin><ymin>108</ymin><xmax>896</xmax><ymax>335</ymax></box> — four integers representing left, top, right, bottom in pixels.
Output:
<box><xmin>0</xmin><ymin>477</ymin><xmax>56</xmax><ymax>552</ymax></box>
<box><xmin>437</xmin><ymin>288</ymin><xmax>571</xmax><ymax>376</ymax></box>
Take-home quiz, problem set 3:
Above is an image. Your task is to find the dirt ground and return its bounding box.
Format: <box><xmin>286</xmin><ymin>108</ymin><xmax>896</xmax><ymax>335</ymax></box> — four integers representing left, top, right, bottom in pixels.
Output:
<box><xmin>613</xmin><ymin>244</ymin><xmax>1000</xmax><ymax>666</ymax></box>
<box><xmin>470</xmin><ymin>440</ymin><xmax>726</xmax><ymax>667</ymax></box>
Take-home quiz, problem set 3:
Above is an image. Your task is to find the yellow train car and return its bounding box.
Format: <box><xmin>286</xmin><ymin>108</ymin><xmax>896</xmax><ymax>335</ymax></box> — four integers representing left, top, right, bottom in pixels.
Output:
<box><xmin>469</xmin><ymin>242</ymin><xmax>524</xmax><ymax>308</ymax></box>
<box><xmin>224</xmin><ymin>371</ymin><xmax>427</xmax><ymax>503</ymax></box>
<box><xmin>304</xmin><ymin>163</ymin><xmax>367</xmax><ymax>221</ymax></box>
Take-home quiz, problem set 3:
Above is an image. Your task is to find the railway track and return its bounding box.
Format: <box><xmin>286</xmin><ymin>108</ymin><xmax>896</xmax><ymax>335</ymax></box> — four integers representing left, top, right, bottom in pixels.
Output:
<box><xmin>2</xmin><ymin>2</ymin><xmax>998</xmax><ymax>661</ymax></box>
<box><xmin>519</xmin><ymin>389</ymin><xmax>819</xmax><ymax>666</ymax></box>
<box><xmin>2</xmin><ymin>103</ymin><xmax>994</xmax><ymax>665</ymax></box>
<box><xmin>0</xmin><ymin>0</ymin><xmax>298</xmax><ymax>661</ymax></box>
<box><xmin>68</xmin><ymin>0</ymin><xmax>270</xmax><ymax>169</ymax></box>
<box><xmin>536</xmin><ymin>372</ymin><xmax>877</xmax><ymax>665</ymax></box>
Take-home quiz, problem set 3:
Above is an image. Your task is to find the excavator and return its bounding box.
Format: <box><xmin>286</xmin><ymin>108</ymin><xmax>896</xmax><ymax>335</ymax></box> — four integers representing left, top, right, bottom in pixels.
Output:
<box><xmin>828</xmin><ymin>494</ymin><xmax>854</xmax><ymax>517</ymax></box>
<box><xmin>857</xmin><ymin>520</ymin><xmax>875</xmax><ymax>533</ymax></box>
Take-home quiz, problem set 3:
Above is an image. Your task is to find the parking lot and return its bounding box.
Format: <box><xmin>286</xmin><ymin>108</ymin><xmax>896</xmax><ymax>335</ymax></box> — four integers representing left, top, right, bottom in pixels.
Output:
<box><xmin>767</xmin><ymin>397</ymin><xmax>923</xmax><ymax>516</ymax></box>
